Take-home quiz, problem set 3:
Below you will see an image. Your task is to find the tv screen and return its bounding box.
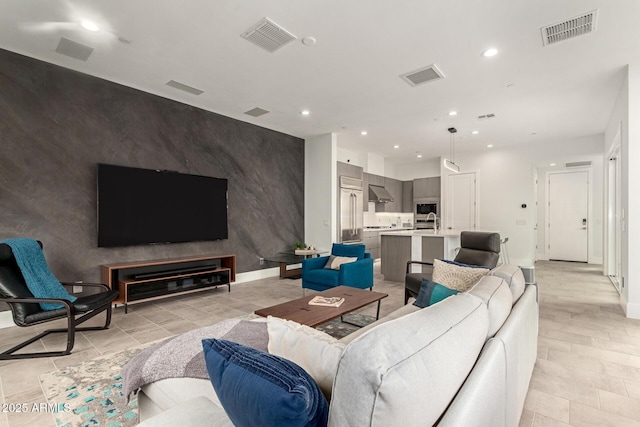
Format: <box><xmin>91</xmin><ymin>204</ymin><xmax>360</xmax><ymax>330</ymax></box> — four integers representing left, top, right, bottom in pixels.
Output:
<box><xmin>97</xmin><ymin>163</ymin><xmax>228</xmax><ymax>247</ymax></box>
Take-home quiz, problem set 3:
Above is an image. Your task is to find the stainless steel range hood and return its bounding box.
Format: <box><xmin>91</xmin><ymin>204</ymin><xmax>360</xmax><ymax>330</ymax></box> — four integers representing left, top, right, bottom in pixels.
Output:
<box><xmin>369</xmin><ymin>185</ymin><xmax>394</xmax><ymax>203</ymax></box>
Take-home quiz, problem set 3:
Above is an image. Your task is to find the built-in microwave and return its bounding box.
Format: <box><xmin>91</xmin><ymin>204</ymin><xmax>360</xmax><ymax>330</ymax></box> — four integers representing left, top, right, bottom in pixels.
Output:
<box><xmin>414</xmin><ymin>198</ymin><xmax>439</xmax><ymax>229</ymax></box>
<box><xmin>415</xmin><ymin>198</ymin><xmax>439</xmax><ymax>216</ymax></box>
<box><xmin>416</xmin><ymin>202</ymin><xmax>438</xmax><ymax>216</ymax></box>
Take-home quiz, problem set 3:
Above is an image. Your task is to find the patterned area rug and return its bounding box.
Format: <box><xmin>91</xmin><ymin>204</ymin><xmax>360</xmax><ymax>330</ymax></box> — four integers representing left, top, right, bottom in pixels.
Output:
<box><xmin>316</xmin><ymin>312</ymin><xmax>376</xmax><ymax>339</ymax></box>
<box><xmin>39</xmin><ymin>347</ymin><xmax>146</xmax><ymax>427</ymax></box>
<box><xmin>38</xmin><ymin>313</ymin><xmax>375</xmax><ymax>426</ymax></box>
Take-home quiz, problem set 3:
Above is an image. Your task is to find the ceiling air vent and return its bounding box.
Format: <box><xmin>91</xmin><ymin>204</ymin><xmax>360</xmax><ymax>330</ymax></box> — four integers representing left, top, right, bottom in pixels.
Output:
<box><xmin>244</xmin><ymin>107</ymin><xmax>270</xmax><ymax>117</ymax></box>
<box><xmin>55</xmin><ymin>37</ymin><xmax>94</xmax><ymax>61</ymax></box>
<box><xmin>166</xmin><ymin>80</ymin><xmax>204</xmax><ymax>95</ymax></box>
<box><xmin>478</xmin><ymin>113</ymin><xmax>496</xmax><ymax>120</ymax></box>
<box><xmin>241</xmin><ymin>17</ymin><xmax>296</xmax><ymax>53</ymax></box>
<box><xmin>400</xmin><ymin>64</ymin><xmax>445</xmax><ymax>87</ymax></box>
<box><xmin>565</xmin><ymin>161</ymin><xmax>592</xmax><ymax>168</ymax></box>
<box><xmin>541</xmin><ymin>10</ymin><xmax>598</xmax><ymax>46</ymax></box>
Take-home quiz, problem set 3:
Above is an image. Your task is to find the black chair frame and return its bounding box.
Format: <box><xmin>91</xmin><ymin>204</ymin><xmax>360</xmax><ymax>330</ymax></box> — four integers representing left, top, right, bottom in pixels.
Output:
<box><xmin>1</xmin><ymin>282</ymin><xmax>114</xmax><ymax>360</ymax></box>
<box><xmin>405</xmin><ymin>261</ymin><xmax>433</xmax><ymax>304</ymax></box>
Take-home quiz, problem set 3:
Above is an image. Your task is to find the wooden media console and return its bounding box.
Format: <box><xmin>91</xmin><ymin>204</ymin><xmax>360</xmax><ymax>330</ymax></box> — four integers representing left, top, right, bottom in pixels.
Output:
<box><xmin>100</xmin><ymin>254</ymin><xmax>236</xmax><ymax>313</ymax></box>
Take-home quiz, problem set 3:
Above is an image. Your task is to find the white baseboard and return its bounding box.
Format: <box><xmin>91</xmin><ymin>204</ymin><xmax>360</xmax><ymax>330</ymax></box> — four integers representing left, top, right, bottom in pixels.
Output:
<box><xmin>234</xmin><ymin>267</ymin><xmax>279</xmax><ymax>284</ymax></box>
<box><xmin>622</xmin><ymin>294</ymin><xmax>640</xmax><ymax>319</ymax></box>
<box><xmin>589</xmin><ymin>256</ymin><xmax>603</xmax><ymax>265</ymax></box>
<box><xmin>0</xmin><ymin>311</ymin><xmax>15</xmax><ymax>329</ymax></box>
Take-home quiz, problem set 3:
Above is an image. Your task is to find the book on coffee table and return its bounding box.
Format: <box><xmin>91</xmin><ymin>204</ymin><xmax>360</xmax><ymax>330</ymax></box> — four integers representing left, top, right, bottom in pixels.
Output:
<box><xmin>308</xmin><ymin>296</ymin><xmax>345</xmax><ymax>307</ymax></box>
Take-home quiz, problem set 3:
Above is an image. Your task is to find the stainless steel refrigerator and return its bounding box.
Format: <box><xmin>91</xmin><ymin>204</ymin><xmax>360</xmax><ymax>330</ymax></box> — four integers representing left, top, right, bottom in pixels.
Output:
<box><xmin>339</xmin><ymin>176</ymin><xmax>363</xmax><ymax>243</ymax></box>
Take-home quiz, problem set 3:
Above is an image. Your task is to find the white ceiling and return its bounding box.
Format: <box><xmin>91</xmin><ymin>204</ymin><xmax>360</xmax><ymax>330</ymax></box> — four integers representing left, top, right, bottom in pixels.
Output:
<box><xmin>1</xmin><ymin>0</ymin><xmax>639</xmax><ymax>164</ymax></box>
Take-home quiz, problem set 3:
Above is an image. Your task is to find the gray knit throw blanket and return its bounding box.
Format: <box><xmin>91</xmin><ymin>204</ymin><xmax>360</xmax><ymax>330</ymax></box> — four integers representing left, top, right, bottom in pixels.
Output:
<box><xmin>122</xmin><ymin>318</ymin><xmax>268</xmax><ymax>400</ymax></box>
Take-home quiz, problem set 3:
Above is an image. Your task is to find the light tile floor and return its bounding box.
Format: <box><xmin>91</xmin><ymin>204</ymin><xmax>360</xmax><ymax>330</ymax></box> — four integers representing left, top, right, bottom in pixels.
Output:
<box><xmin>1</xmin><ymin>261</ymin><xmax>639</xmax><ymax>426</ymax></box>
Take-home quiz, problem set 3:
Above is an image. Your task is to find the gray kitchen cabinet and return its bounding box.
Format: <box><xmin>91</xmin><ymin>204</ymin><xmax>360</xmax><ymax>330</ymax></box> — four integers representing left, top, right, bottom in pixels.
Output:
<box><xmin>337</xmin><ymin>161</ymin><xmax>363</xmax><ymax>180</ymax></box>
<box><xmin>413</xmin><ymin>177</ymin><xmax>441</xmax><ymax>198</ymax></box>
<box><xmin>413</xmin><ymin>178</ymin><xmax>428</xmax><ymax>199</ymax></box>
<box><xmin>363</xmin><ymin>230</ymin><xmax>380</xmax><ymax>259</ymax></box>
<box><xmin>385</xmin><ymin>177</ymin><xmax>403</xmax><ymax>212</ymax></box>
<box><xmin>367</xmin><ymin>173</ymin><xmax>385</xmax><ymax>188</ymax></box>
<box><xmin>426</xmin><ymin>177</ymin><xmax>441</xmax><ymax>198</ymax></box>
<box><xmin>363</xmin><ymin>173</ymin><xmax>370</xmax><ymax>212</ymax></box>
<box><xmin>402</xmin><ymin>181</ymin><xmax>413</xmax><ymax>213</ymax></box>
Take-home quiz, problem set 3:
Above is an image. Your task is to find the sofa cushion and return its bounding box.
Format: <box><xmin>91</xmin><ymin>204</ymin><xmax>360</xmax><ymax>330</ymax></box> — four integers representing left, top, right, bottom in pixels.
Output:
<box><xmin>467</xmin><ymin>276</ymin><xmax>513</xmax><ymax>338</ymax></box>
<box><xmin>488</xmin><ymin>264</ymin><xmax>526</xmax><ymax>303</ymax></box>
<box><xmin>329</xmin><ymin>293</ymin><xmax>489</xmax><ymax>426</ymax></box>
<box><xmin>303</xmin><ymin>268</ymin><xmax>339</xmax><ymax>286</ymax></box>
<box><xmin>339</xmin><ymin>302</ymin><xmax>421</xmax><ymax>345</ymax></box>
<box><xmin>323</xmin><ymin>255</ymin><xmax>357</xmax><ymax>270</ymax></box>
<box><xmin>202</xmin><ymin>339</ymin><xmax>328</xmax><ymax>427</ymax></box>
<box><xmin>138</xmin><ymin>396</ymin><xmax>233</xmax><ymax>427</ymax></box>
<box><xmin>432</xmin><ymin>258</ymin><xmax>490</xmax><ymax>292</ymax></box>
<box><xmin>413</xmin><ymin>279</ymin><xmax>459</xmax><ymax>308</ymax></box>
<box><xmin>331</xmin><ymin>243</ymin><xmax>365</xmax><ymax>260</ymax></box>
<box><xmin>267</xmin><ymin>316</ymin><xmax>345</xmax><ymax>399</ymax></box>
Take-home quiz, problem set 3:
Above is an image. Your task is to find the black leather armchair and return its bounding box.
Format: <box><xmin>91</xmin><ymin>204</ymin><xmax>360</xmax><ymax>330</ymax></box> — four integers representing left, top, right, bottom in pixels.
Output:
<box><xmin>404</xmin><ymin>231</ymin><xmax>501</xmax><ymax>303</ymax></box>
<box><xmin>0</xmin><ymin>242</ymin><xmax>119</xmax><ymax>360</ymax></box>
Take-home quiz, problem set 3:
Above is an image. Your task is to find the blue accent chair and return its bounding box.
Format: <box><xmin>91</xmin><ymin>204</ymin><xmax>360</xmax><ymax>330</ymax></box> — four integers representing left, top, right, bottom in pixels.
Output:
<box><xmin>302</xmin><ymin>244</ymin><xmax>374</xmax><ymax>292</ymax></box>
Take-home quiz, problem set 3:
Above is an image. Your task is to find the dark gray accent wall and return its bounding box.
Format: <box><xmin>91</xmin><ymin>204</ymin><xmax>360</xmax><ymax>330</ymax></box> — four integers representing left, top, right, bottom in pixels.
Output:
<box><xmin>0</xmin><ymin>49</ymin><xmax>304</xmax><ymax>289</ymax></box>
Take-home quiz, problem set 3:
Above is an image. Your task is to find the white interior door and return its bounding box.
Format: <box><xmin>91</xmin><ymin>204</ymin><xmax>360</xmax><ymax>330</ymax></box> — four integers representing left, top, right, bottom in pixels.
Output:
<box><xmin>548</xmin><ymin>171</ymin><xmax>588</xmax><ymax>262</ymax></box>
<box><xmin>448</xmin><ymin>172</ymin><xmax>477</xmax><ymax>230</ymax></box>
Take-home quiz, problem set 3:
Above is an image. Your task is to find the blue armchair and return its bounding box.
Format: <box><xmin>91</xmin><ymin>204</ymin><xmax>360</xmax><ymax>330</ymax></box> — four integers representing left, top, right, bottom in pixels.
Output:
<box><xmin>302</xmin><ymin>243</ymin><xmax>374</xmax><ymax>292</ymax></box>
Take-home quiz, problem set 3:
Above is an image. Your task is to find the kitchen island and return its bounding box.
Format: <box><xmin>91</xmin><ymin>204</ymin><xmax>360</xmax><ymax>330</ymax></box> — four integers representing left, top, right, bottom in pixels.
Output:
<box><xmin>380</xmin><ymin>230</ymin><xmax>462</xmax><ymax>282</ymax></box>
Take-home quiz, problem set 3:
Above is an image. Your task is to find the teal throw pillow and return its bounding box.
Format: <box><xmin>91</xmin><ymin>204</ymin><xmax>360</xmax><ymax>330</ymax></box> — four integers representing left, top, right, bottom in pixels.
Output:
<box><xmin>413</xmin><ymin>279</ymin><xmax>460</xmax><ymax>308</ymax></box>
<box><xmin>202</xmin><ymin>338</ymin><xmax>329</xmax><ymax>427</ymax></box>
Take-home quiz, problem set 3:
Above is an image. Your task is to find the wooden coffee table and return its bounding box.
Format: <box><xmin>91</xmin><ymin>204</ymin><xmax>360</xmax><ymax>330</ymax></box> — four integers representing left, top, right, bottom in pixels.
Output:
<box><xmin>255</xmin><ymin>286</ymin><xmax>388</xmax><ymax>327</ymax></box>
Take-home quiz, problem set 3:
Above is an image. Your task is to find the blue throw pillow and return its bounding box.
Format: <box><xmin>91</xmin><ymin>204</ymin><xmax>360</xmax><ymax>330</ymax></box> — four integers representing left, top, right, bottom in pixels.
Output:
<box><xmin>440</xmin><ymin>259</ymin><xmax>492</xmax><ymax>269</ymax></box>
<box><xmin>331</xmin><ymin>243</ymin><xmax>365</xmax><ymax>260</ymax></box>
<box><xmin>413</xmin><ymin>279</ymin><xmax>460</xmax><ymax>308</ymax></box>
<box><xmin>202</xmin><ymin>339</ymin><xmax>329</xmax><ymax>427</ymax></box>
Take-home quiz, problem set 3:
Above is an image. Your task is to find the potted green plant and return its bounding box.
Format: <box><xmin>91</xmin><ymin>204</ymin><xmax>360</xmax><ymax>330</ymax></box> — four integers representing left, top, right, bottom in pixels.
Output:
<box><xmin>294</xmin><ymin>242</ymin><xmax>308</xmax><ymax>255</ymax></box>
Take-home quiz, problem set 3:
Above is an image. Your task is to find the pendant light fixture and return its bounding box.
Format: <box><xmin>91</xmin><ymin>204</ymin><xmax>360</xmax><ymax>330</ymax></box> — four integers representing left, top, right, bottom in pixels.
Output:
<box><xmin>443</xmin><ymin>127</ymin><xmax>460</xmax><ymax>173</ymax></box>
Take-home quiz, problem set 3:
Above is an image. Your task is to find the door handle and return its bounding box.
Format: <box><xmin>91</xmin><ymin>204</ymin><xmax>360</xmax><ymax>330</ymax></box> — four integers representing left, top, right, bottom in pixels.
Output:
<box><xmin>352</xmin><ymin>193</ymin><xmax>357</xmax><ymax>235</ymax></box>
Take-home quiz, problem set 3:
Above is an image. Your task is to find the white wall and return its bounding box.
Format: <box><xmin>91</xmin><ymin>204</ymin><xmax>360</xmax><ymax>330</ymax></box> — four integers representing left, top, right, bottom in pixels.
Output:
<box><xmin>366</xmin><ymin>153</ymin><xmax>385</xmax><ymax>176</ymax></box>
<box><xmin>336</xmin><ymin>148</ymin><xmax>365</xmax><ymax>168</ymax></box>
<box><xmin>440</xmin><ymin>136</ymin><xmax>604</xmax><ymax>267</ymax></box>
<box><xmin>604</xmin><ymin>64</ymin><xmax>640</xmax><ymax>318</ymax></box>
<box><xmin>394</xmin><ymin>157</ymin><xmax>441</xmax><ymax>180</ymax></box>
<box><xmin>305</xmin><ymin>134</ymin><xmax>337</xmax><ymax>252</ymax></box>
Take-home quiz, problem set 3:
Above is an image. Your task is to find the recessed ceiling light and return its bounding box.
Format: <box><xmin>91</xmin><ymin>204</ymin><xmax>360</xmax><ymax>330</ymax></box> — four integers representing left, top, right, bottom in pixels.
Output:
<box><xmin>471</xmin><ymin>130</ymin><xmax>479</xmax><ymax>135</ymax></box>
<box><xmin>550</xmin><ymin>163</ymin><xmax>556</xmax><ymax>166</ymax></box>
<box><xmin>301</xmin><ymin>36</ymin><xmax>316</xmax><ymax>46</ymax></box>
<box><xmin>481</xmin><ymin>48</ymin><xmax>498</xmax><ymax>57</ymax></box>
<box><xmin>300</xmin><ymin>110</ymin><xmax>310</xmax><ymax>116</ymax></box>
<box><xmin>361</xmin><ymin>131</ymin><xmax>368</xmax><ymax>136</ymax></box>
<box><xmin>417</xmin><ymin>153</ymin><xmax>423</xmax><ymax>158</ymax></box>
<box><xmin>393</xmin><ymin>145</ymin><xmax>400</xmax><ymax>149</ymax></box>
<box><xmin>448</xmin><ymin>111</ymin><xmax>458</xmax><ymax>116</ymax></box>
<box><xmin>80</xmin><ymin>20</ymin><xmax>99</xmax><ymax>32</ymax></box>
<box><xmin>487</xmin><ymin>144</ymin><xmax>494</xmax><ymax>148</ymax></box>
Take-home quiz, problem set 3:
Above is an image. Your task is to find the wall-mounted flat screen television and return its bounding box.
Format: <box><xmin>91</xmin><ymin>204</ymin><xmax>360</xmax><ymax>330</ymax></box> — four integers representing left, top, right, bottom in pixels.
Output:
<box><xmin>97</xmin><ymin>163</ymin><xmax>228</xmax><ymax>247</ymax></box>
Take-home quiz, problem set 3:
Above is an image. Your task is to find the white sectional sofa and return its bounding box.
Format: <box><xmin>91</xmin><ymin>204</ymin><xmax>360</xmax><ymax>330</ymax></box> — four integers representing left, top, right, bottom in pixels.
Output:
<box><xmin>137</xmin><ymin>264</ymin><xmax>538</xmax><ymax>427</ymax></box>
